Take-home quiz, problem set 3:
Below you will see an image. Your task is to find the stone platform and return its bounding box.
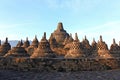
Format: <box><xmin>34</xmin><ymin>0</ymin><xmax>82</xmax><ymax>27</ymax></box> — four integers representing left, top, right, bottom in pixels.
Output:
<box><xmin>0</xmin><ymin>57</ymin><xmax>120</xmax><ymax>71</ymax></box>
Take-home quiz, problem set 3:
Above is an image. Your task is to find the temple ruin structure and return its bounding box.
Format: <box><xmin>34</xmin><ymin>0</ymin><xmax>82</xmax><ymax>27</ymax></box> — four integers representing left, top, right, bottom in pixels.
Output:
<box><xmin>0</xmin><ymin>22</ymin><xmax>120</xmax><ymax>71</ymax></box>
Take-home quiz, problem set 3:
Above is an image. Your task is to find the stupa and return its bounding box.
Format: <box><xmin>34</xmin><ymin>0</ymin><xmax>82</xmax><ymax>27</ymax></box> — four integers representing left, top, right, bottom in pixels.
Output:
<box><xmin>63</xmin><ymin>34</ymin><xmax>74</xmax><ymax>54</ymax></box>
<box><xmin>30</xmin><ymin>35</ymin><xmax>39</xmax><ymax>48</ymax></box>
<box><xmin>90</xmin><ymin>38</ymin><xmax>98</xmax><ymax>56</ymax></box>
<box><xmin>31</xmin><ymin>32</ymin><xmax>56</xmax><ymax>58</ymax></box>
<box><xmin>91</xmin><ymin>38</ymin><xmax>97</xmax><ymax>50</ymax></box>
<box><xmin>22</xmin><ymin>37</ymin><xmax>30</xmax><ymax>48</ymax></box>
<box><xmin>110</xmin><ymin>39</ymin><xmax>120</xmax><ymax>57</ymax></box>
<box><xmin>81</xmin><ymin>36</ymin><xmax>92</xmax><ymax>56</ymax></box>
<box><xmin>49</xmin><ymin>22</ymin><xmax>69</xmax><ymax>56</ymax></box>
<box><xmin>64</xmin><ymin>33</ymin><xmax>79</xmax><ymax>50</ymax></box>
<box><xmin>63</xmin><ymin>33</ymin><xmax>74</xmax><ymax>45</ymax></box>
<box><xmin>4</xmin><ymin>40</ymin><xmax>29</xmax><ymax>57</ymax></box>
<box><xmin>49</xmin><ymin>33</ymin><xmax>58</xmax><ymax>49</ymax></box>
<box><xmin>97</xmin><ymin>35</ymin><xmax>111</xmax><ymax>58</ymax></box>
<box><xmin>65</xmin><ymin>33</ymin><xmax>85</xmax><ymax>58</ymax></box>
<box><xmin>50</xmin><ymin>22</ymin><xmax>69</xmax><ymax>46</ymax></box>
<box><xmin>16</xmin><ymin>40</ymin><xmax>23</xmax><ymax>47</ymax></box>
<box><xmin>0</xmin><ymin>38</ymin><xmax>11</xmax><ymax>56</ymax></box>
<box><xmin>27</xmin><ymin>35</ymin><xmax>39</xmax><ymax>55</ymax></box>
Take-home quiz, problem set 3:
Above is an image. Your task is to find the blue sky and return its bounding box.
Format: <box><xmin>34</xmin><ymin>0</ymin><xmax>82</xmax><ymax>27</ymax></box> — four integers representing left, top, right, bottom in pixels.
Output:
<box><xmin>0</xmin><ymin>0</ymin><xmax>120</xmax><ymax>46</ymax></box>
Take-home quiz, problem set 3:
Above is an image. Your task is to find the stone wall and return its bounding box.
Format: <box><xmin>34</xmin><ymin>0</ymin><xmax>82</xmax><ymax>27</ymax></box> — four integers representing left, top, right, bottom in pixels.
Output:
<box><xmin>0</xmin><ymin>57</ymin><xmax>120</xmax><ymax>71</ymax></box>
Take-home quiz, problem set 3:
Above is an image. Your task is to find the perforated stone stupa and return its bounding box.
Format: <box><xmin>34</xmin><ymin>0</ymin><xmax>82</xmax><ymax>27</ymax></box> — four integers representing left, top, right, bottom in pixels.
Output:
<box><xmin>97</xmin><ymin>36</ymin><xmax>112</xmax><ymax>58</ymax></box>
<box><xmin>91</xmin><ymin>38</ymin><xmax>97</xmax><ymax>51</ymax></box>
<box><xmin>65</xmin><ymin>33</ymin><xmax>85</xmax><ymax>58</ymax></box>
<box><xmin>31</xmin><ymin>32</ymin><xmax>56</xmax><ymax>58</ymax></box>
<box><xmin>110</xmin><ymin>39</ymin><xmax>120</xmax><ymax>57</ymax></box>
<box><xmin>0</xmin><ymin>38</ymin><xmax>11</xmax><ymax>56</ymax></box>
<box><xmin>90</xmin><ymin>38</ymin><xmax>98</xmax><ymax>57</ymax></box>
<box><xmin>4</xmin><ymin>40</ymin><xmax>29</xmax><ymax>57</ymax></box>
<box><xmin>81</xmin><ymin>36</ymin><xmax>92</xmax><ymax>56</ymax></box>
<box><xmin>63</xmin><ymin>33</ymin><xmax>74</xmax><ymax>45</ymax></box>
<box><xmin>22</xmin><ymin>37</ymin><xmax>30</xmax><ymax>48</ymax></box>
<box><xmin>49</xmin><ymin>33</ymin><xmax>58</xmax><ymax>49</ymax></box>
<box><xmin>63</xmin><ymin>33</ymin><xmax>74</xmax><ymax>54</ymax></box>
<box><xmin>27</xmin><ymin>35</ymin><xmax>39</xmax><ymax>55</ymax></box>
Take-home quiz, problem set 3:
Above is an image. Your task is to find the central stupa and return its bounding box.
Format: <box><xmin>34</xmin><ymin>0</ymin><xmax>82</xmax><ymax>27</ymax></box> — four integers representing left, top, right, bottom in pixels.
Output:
<box><xmin>50</xmin><ymin>22</ymin><xmax>69</xmax><ymax>45</ymax></box>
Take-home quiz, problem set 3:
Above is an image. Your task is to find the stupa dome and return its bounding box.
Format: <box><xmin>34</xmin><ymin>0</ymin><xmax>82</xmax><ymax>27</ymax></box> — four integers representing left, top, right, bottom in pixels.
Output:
<box><xmin>31</xmin><ymin>32</ymin><xmax>56</xmax><ymax>58</ymax></box>
<box><xmin>0</xmin><ymin>38</ymin><xmax>11</xmax><ymax>56</ymax></box>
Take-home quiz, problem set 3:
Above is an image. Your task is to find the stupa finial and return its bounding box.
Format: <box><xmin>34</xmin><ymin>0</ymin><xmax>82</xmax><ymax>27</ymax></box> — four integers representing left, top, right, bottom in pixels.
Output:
<box><xmin>5</xmin><ymin>37</ymin><xmax>8</xmax><ymax>43</ymax></box>
<box><xmin>75</xmin><ymin>33</ymin><xmax>79</xmax><ymax>41</ymax></box>
<box><xmin>85</xmin><ymin>35</ymin><xmax>87</xmax><ymax>40</ymax></box>
<box><xmin>57</xmin><ymin>22</ymin><xmax>64</xmax><ymax>30</ymax></box>
<box><xmin>26</xmin><ymin>37</ymin><xmax>28</xmax><ymax>41</ymax></box>
<box><xmin>33</xmin><ymin>35</ymin><xmax>38</xmax><ymax>42</ymax></box>
<box><xmin>35</xmin><ymin>35</ymin><xmax>37</xmax><ymax>39</ymax></box>
<box><xmin>93</xmin><ymin>38</ymin><xmax>95</xmax><ymax>42</ymax></box>
<box><xmin>100</xmin><ymin>35</ymin><xmax>103</xmax><ymax>42</ymax></box>
<box><xmin>113</xmin><ymin>38</ymin><xmax>116</xmax><ymax>45</ymax></box>
<box><xmin>43</xmin><ymin>32</ymin><xmax>46</xmax><ymax>39</ymax></box>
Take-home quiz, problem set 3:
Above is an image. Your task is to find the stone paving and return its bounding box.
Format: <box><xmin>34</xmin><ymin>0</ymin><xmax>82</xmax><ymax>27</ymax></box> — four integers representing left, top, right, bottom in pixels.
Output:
<box><xmin>0</xmin><ymin>70</ymin><xmax>120</xmax><ymax>80</ymax></box>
